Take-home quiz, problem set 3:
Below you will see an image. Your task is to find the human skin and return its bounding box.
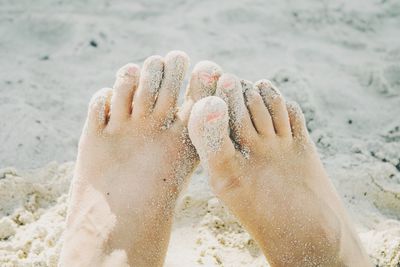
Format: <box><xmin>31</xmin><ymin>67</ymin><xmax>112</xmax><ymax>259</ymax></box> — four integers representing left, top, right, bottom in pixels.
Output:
<box><xmin>188</xmin><ymin>75</ymin><xmax>372</xmax><ymax>267</ymax></box>
<box><xmin>59</xmin><ymin>51</ymin><xmax>222</xmax><ymax>267</ymax></box>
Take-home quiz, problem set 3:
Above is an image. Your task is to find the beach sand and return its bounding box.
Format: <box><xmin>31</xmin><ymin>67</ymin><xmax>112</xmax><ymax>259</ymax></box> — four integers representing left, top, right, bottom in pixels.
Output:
<box><xmin>0</xmin><ymin>0</ymin><xmax>400</xmax><ymax>266</ymax></box>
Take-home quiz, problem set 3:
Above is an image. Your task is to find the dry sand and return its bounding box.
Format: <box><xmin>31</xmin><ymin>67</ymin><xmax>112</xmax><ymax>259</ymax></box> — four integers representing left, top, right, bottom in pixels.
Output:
<box><xmin>0</xmin><ymin>0</ymin><xmax>400</xmax><ymax>266</ymax></box>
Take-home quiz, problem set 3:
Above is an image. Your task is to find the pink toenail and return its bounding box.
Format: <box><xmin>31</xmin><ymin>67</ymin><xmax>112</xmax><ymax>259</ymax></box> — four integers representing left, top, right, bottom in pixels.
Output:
<box><xmin>206</xmin><ymin>112</ymin><xmax>223</xmax><ymax>122</ymax></box>
<box><xmin>126</xmin><ymin>66</ymin><xmax>138</xmax><ymax>75</ymax></box>
<box><xmin>118</xmin><ymin>64</ymin><xmax>139</xmax><ymax>78</ymax></box>
<box><xmin>199</xmin><ymin>72</ymin><xmax>215</xmax><ymax>86</ymax></box>
<box><xmin>222</xmin><ymin>80</ymin><xmax>234</xmax><ymax>89</ymax></box>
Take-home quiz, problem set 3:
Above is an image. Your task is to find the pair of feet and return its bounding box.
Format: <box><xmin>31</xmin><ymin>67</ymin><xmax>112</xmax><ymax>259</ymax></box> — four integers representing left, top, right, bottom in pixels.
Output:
<box><xmin>59</xmin><ymin>51</ymin><xmax>371</xmax><ymax>266</ymax></box>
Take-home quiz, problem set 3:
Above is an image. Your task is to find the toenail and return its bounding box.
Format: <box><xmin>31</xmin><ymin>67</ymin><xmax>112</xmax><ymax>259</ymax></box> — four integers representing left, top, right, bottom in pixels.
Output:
<box><xmin>90</xmin><ymin>88</ymin><xmax>109</xmax><ymax>107</ymax></box>
<box><xmin>257</xmin><ymin>79</ymin><xmax>273</xmax><ymax>88</ymax></box>
<box><xmin>241</xmin><ymin>80</ymin><xmax>253</xmax><ymax>92</ymax></box>
<box><xmin>166</xmin><ymin>51</ymin><xmax>190</xmax><ymax>68</ymax></box>
<box><xmin>89</xmin><ymin>88</ymin><xmax>111</xmax><ymax>124</ymax></box>
<box><xmin>206</xmin><ymin>112</ymin><xmax>223</xmax><ymax>122</ymax></box>
<box><xmin>199</xmin><ymin>72</ymin><xmax>214</xmax><ymax>86</ymax></box>
<box><xmin>167</xmin><ymin>50</ymin><xmax>188</xmax><ymax>59</ymax></box>
<box><xmin>117</xmin><ymin>64</ymin><xmax>139</xmax><ymax>78</ymax></box>
<box><xmin>257</xmin><ymin>80</ymin><xmax>282</xmax><ymax>98</ymax></box>
<box><xmin>222</xmin><ymin>79</ymin><xmax>234</xmax><ymax>90</ymax></box>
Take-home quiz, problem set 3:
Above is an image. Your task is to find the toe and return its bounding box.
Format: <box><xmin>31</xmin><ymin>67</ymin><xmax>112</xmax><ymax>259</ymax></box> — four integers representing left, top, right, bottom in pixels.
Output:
<box><xmin>188</xmin><ymin>96</ymin><xmax>236</xmax><ymax>170</ymax></box>
<box><xmin>287</xmin><ymin>101</ymin><xmax>309</xmax><ymax>141</ymax></box>
<box><xmin>244</xmin><ymin>88</ymin><xmax>274</xmax><ymax>137</ymax></box>
<box><xmin>109</xmin><ymin>63</ymin><xmax>140</xmax><ymax>128</ymax></box>
<box><xmin>153</xmin><ymin>51</ymin><xmax>189</xmax><ymax>121</ymax></box>
<box><xmin>256</xmin><ymin>79</ymin><xmax>291</xmax><ymax>137</ymax></box>
<box><xmin>85</xmin><ymin>88</ymin><xmax>112</xmax><ymax>134</ymax></box>
<box><xmin>132</xmin><ymin>55</ymin><xmax>164</xmax><ymax>119</ymax></box>
<box><xmin>216</xmin><ymin>74</ymin><xmax>257</xmax><ymax>146</ymax></box>
<box><xmin>189</xmin><ymin>96</ymin><xmax>244</xmax><ymax>195</ymax></box>
<box><xmin>240</xmin><ymin>79</ymin><xmax>253</xmax><ymax>93</ymax></box>
<box><xmin>178</xmin><ymin>60</ymin><xmax>222</xmax><ymax>124</ymax></box>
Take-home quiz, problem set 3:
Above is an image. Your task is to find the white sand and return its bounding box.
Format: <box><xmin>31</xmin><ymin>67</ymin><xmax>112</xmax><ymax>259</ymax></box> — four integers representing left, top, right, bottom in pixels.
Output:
<box><xmin>0</xmin><ymin>0</ymin><xmax>399</xmax><ymax>266</ymax></box>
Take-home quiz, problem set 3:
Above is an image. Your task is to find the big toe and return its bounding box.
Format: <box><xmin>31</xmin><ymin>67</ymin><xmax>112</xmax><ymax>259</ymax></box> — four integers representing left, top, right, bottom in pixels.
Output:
<box><xmin>188</xmin><ymin>96</ymin><xmax>235</xmax><ymax>171</ymax></box>
<box><xmin>179</xmin><ymin>61</ymin><xmax>222</xmax><ymax>124</ymax></box>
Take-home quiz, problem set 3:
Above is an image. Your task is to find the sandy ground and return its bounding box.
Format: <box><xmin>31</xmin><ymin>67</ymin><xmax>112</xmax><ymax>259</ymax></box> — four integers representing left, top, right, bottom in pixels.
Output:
<box><xmin>0</xmin><ymin>0</ymin><xmax>400</xmax><ymax>266</ymax></box>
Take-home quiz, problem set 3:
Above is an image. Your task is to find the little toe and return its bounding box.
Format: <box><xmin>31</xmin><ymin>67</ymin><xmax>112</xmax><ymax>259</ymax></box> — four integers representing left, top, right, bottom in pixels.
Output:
<box><xmin>216</xmin><ymin>74</ymin><xmax>257</xmax><ymax>147</ymax></box>
<box><xmin>109</xmin><ymin>63</ymin><xmax>140</xmax><ymax>128</ymax></box>
<box><xmin>287</xmin><ymin>101</ymin><xmax>309</xmax><ymax>142</ymax></box>
<box><xmin>153</xmin><ymin>51</ymin><xmax>189</xmax><ymax>121</ymax></box>
<box><xmin>244</xmin><ymin>88</ymin><xmax>274</xmax><ymax>137</ymax></box>
<box><xmin>85</xmin><ymin>88</ymin><xmax>112</xmax><ymax>134</ymax></box>
<box><xmin>256</xmin><ymin>79</ymin><xmax>291</xmax><ymax>137</ymax></box>
<box><xmin>179</xmin><ymin>60</ymin><xmax>222</xmax><ymax>124</ymax></box>
<box><xmin>132</xmin><ymin>55</ymin><xmax>164</xmax><ymax>119</ymax></box>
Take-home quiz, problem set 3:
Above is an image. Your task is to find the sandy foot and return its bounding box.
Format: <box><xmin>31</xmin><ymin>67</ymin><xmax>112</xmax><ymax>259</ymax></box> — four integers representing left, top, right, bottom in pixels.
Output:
<box><xmin>0</xmin><ymin>162</ymin><xmax>399</xmax><ymax>266</ymax></box>
<box><xmin>188</xmin><ymin>75</ymin><xmax>372</xmax><ymax>266</ymax></box>
<box><xmin>59</xmin><ymin>51</ymin><xmax>222</xmax><ymax>267</ymax></box>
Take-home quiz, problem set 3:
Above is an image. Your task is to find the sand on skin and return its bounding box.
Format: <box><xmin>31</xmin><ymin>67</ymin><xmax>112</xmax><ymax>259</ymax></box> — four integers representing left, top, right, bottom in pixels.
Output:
<box><xmin>1</xmin><ymin>0</ymin><xmax>400</xmax><ymax>266</ymax></box>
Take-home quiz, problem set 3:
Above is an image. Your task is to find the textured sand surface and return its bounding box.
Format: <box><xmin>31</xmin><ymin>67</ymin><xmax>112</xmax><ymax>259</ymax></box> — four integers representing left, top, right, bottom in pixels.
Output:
<box><xmin>0</xmin><ymin>0</ymin><xmax>399</xmax><ymax>266</ymax></box>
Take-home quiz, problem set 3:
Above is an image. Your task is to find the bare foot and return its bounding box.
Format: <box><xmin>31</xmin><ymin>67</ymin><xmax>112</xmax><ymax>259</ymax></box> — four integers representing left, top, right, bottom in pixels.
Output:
<box><xmin>59</xmin><ymin>52</ymin><xmax>222</xmax><ymax>267</ymax></box>
<box><xmin>188</xmin><ymin>75</ymin><xmax>372</xmax><ymax>266</ymax></box>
